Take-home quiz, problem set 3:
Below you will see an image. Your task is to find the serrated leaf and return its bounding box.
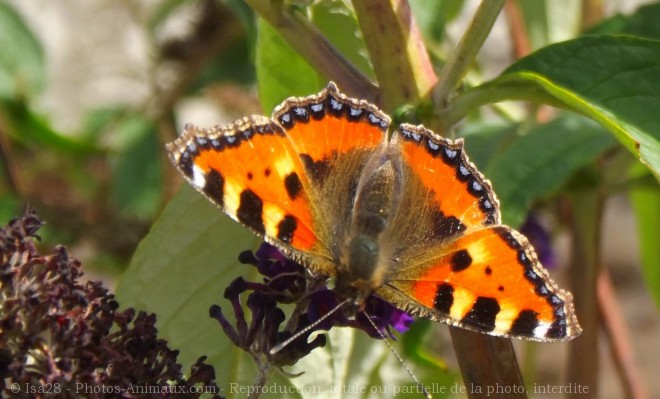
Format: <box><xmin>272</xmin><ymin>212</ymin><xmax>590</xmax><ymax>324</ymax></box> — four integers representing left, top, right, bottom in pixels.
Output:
<box><xmin>629</xmin><ymin>165</ymin><xmax>660</xmax><ymax>310</ymax></box>
<box><xmin>480</xmin><ymin>35</ymin><xmax>660</xmax><ymax>179</ymax></box>
<box><xmin>484</xmin><ymin>116</ymin><xmax>616</xmax><ymax>226</ymax></box>
<box><xmin>255</xmin><ymin>19</ymin><xmax>325</xmax><ymax>112</ymax></box>
<box><xmin>0</xmin><ymin>2</ymin><xmax>44</xmax><ymax>99</ymax></box>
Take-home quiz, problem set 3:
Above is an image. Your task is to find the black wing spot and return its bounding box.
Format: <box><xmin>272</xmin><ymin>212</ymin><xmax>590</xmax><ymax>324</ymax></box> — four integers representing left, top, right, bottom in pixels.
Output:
<box><xmin>510</xmin><ymin>309</ymin><xmax>539</xmax><ymax>336</ymax></box>
<box><xmin>450</xmin><ymin>249</ymin><xmax>472</xmax><ymax>272</ymax></box>
<box><xmin>277</xmin><ymin>215</ymin><xmax>297</xmax><ymax>243</ymax></box>
<box><xmin>203</xmin><ymin>169</ymin><xmax>224</xmax><ymax>207</ymax></box>
<box><xmin>284</xmin><ymin>172</ymin><xmax>302</xmax><ymax>201</ymax></box>
<box><xmin>462</xmin><ymin>297</ymin><xmax>500</xmax><ymax>332</ymax></box>
<box><xmin>237</xmin><ymin>189</ymin><xmax>265</xmax><ymax>234</ymax></box>
<box><xmin>434</xmin><ymin>283</ymin><xmax>454</xmax><ymax>314</ymax></box>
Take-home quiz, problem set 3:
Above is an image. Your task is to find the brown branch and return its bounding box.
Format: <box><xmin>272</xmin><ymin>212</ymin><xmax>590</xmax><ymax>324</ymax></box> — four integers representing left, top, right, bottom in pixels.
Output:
<box><xmin>450</xmin><ymin>328</ymin><xmax>527</xmax><ymax>399</ymax></box>
<box><xmin>598</xmin><ymin>269</ymin><xmax>651</xmax><ymax>399</ymax></box>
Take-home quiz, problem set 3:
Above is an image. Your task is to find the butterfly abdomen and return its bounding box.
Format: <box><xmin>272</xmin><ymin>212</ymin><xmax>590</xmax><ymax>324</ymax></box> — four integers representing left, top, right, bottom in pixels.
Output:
<box><xmin>337</xmin><ymin>157</ymin><xmax>401</xmax><ymax>306</ymax></box>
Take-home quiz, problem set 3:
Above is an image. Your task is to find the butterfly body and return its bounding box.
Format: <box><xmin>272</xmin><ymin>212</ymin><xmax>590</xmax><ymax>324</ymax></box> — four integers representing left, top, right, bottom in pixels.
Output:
<box><xmin>167</xmin><ymin>82</ymin><xmax>581</xmax><ymax>342</ymax></box>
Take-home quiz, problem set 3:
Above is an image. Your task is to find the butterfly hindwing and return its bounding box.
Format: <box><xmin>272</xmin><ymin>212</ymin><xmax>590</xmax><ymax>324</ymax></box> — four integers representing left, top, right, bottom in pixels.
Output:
<box><xmin>381</xmin><ymin>226</ymin><xmax>580</xmax><ymax>341</ymax></box>
<box><xmin>376</xmin><ymin>125</ymin><xmax>580</xmax><ymax>341</ymax></box>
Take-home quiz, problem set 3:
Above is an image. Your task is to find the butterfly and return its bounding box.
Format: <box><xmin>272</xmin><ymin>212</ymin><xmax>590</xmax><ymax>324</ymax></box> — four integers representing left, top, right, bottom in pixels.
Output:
<box><xmin>166</xmin><ymin>82</ymin><xmax>581</xmax><ymax>342</ymax></box>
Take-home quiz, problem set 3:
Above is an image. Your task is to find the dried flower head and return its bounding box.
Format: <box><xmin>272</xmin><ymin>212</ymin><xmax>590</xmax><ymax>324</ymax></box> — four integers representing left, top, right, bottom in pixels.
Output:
<box><xmin>0</xmin><ymin>209</ymin><xmax>223</xmax><ymax>399</ymax></box>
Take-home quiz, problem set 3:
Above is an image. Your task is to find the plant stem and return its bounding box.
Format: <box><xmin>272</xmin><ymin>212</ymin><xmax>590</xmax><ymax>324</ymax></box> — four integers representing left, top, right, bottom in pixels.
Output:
<box><xmin>449</xmin><ymin>328</ymin><xmax>527</xmax><ymax>399</ymax></box>
<box><xmin>248</xmin><ymin>362</ymin><xmax>272</xmax><ymax>399</ymax></box>
<box><xmin>432</xmin><ymin>0</ymin><xmax>505</xmax><ymax>112</ymax></box>
<box><xmin>244</xmin><ymin>0</ymin><xmax>378</xmax><ymax>102</ymax></box>
<box><xmin>351</xmin><ymin>0</ymin><xmax>437</xmax><ymax>112</ymax></box>
<box><xmin>438</xmin><ymin>79</ymin><xmax>564</xmax><ymax>129</ymax></box>
<box><xmin>567</xmin><ymin>188</ymin><xmax>602</xmax><ymax>398</ymax></box>
<box><xmin>598</xmin><ymin>269</ymin><xmax>651</xmax><ymax>399</ymax></box>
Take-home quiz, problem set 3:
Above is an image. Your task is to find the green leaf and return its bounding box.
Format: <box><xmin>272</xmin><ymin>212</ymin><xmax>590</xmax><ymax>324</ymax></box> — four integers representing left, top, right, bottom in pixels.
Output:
<box><xmin>0</xmin><ymin>194</ymin><xmax>21</xmax><ymax>225</ymax></box>
<box><xmin>111</xmin><ymin>115</ymin><xmax>162</xmax><ymax>218</ymax></box>
<box><xmin>310</xmin><ymin>0</ymin><xmax>374</xmax><ymax>79</ymax></box>
<box><xmin>586</xmin><ymin>2</ymin><xmax>660</xmax><ymax>40</ymax></box>
<box><xmin>517</xmin><ymin>0</ymin><xmax>581</xmax><ymax>49</ymax></box>
<box><xmin>116</xmin><ymin>185</ymin><xmax>259</xmax><ymax>383</ymax></box>
<box><xmin>255</xmin><ymin>19</ymin><xmax>325</xmax><ymax>112</ymax></box>
<box><xmin>409</xmin><ymin>0</ymin><xmax>464</xmax><ymax>43</ymax></box>
<box><xmin>459</xmin><ymin>121</ymin><xmax>520</xmax><ymax>169</ymax></box>
<box><xmin>0</xmin><ymin>98</ymin><xmax>97</xmax><ymax>153</ymax></box>
<box><xmin>629</xmin><ymin>164</ymin><xmax>660</xmax><ymax>309</ymax></box>
<box><xmin>0</xmin><ymin>2</ymin><xmax>45</xmax><ymax>99</ymax></box>
<box><xmin>478</xmin><ymin>36</ymin><xmax>660</xmax><ymax>179</ymax></box>
<box><xmin>484</xmin><ymin>115</ymin><xmax>616</xmax><ymax>226</ymax></box>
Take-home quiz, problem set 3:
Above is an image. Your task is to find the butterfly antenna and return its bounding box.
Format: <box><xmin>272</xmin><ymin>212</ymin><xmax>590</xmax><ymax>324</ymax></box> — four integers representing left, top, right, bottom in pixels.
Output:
<box><xmin>269</xmin><ymin>298</ymin><xmax>350</xmax><ymax>355</ymax></box>
<box><xmin>362</xmin><ymin>311</ymin><xmax>432</xmax><ymax>399</ymax></box>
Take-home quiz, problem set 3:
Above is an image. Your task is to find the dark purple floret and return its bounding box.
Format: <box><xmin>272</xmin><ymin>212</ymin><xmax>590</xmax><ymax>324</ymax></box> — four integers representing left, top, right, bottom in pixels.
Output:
<box><xmin>211</xmin><ymin>242</ymin><xmax>415</xmax><ymax>368</ymax></box>
<box><xmin>520</xmin><ymin>213</ymin><xmax>556</xmax><ymax>269</ymax></box>
<box><xmin>1</xmin><ymin>209</ymin><xmax>223</xmax><ymax>398</ymax></box>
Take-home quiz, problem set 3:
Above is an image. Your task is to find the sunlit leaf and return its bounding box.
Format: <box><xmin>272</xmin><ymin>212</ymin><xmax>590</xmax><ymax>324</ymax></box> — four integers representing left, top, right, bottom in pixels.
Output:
<box><xmin>255</xmin><ymin>19</ymin><xmax>325</xmax><ymax>112</ymax></box>
<box><xmin>311</xmin><ymin>0</ymin><xmax>374</xmax><ymax>79</ymax></box>
<box><xmin>116</xmin><ymin>186</ymin><xmax>258</xmax><ymax>382</ymax></box>
<box><xmin>479</xmin><ymin>36</ymin><xmax>660</xmax><ymax>179</ymax></box>
<box><xmin>459</xmin><ymin>121</ymin><xmax>520</xmax><ymax>169</ymax></box>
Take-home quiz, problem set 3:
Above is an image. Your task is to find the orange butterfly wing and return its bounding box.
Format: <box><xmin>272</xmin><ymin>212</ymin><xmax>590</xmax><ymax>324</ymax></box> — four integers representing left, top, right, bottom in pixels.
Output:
<box><xmin>378</xmin><ymin>124</ymin><xmax>580</xmax><ymax>341</ymax></box>
<box><xmin>166</xmin><ymin>83</ymin><xmax>391</xmax><ymax>274</ymax></box>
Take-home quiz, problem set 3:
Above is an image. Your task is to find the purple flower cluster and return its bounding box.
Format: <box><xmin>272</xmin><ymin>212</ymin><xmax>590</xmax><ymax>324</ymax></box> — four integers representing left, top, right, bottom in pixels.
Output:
<box><xmin>520</xmin><ymin>213</ymin><xmax>556</xmax><ymax>269</ymax></box>
<box><xmin>0</xmin><ymin>209</ymin><xmax>222</xmax><ymax>398</ymax></box>
<box><xmin>209</xmin><ymin>242</ymin><xmax>414</xmax><ymax>367</ymax></box>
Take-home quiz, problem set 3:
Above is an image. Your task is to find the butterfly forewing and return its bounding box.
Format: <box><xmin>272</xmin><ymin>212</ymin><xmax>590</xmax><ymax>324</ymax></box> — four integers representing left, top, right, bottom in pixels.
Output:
<box><xmin>166</xmin><ymin>117</ymin><xmax>331</xmax><ymax>270</ymax></box>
